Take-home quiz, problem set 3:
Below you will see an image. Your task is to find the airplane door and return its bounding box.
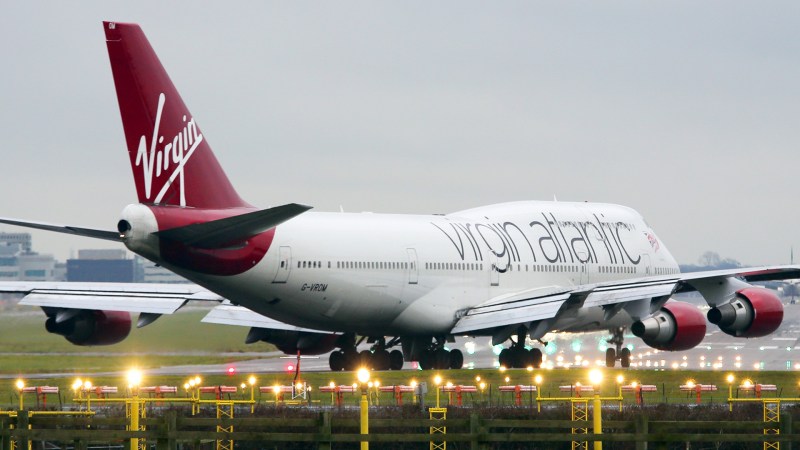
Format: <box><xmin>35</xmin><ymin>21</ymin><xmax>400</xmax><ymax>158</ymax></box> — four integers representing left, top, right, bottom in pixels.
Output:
<box><xmin>489</xmin><ymin>254</ymin><xmax>499</xmax><ymax>286</ymax></box>
<box><xmin>642</xmin><ymin>254</ymin><xmax>652</xmax><ymax>276</ymax></box>
<box><xmin>406</xmin><ymin>248</ymin><xmax>419</xmax><ymax>284</ymax></box>
<box><xmin>273</xmin><ymin>246</ymin><xmax>292</xmax><ymax>283</ymax></box>
<box><xmin>406</xmin><ymin>249</ymin><xmax>418</xmax><ymax>284</ymax></box>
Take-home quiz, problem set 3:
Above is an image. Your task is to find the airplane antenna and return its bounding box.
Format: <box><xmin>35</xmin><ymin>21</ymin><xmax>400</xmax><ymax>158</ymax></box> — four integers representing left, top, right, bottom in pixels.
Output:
<box><xmin>339</xmin><ymin>205</ymin><xmax>345</xmax><ymax>213</ymax></box>
<box><xmin>553</xmin><ymin>195</ymin><xmax>558</xmax><ymax>202</ymax></box>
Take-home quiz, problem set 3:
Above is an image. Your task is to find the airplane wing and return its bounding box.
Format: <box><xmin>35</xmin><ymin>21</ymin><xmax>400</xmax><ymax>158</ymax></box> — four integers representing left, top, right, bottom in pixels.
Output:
<box><xmin>0</xmin><ymin>281</ymin><xmax>219</xmax><ymax>314</ymax></box>
<box><xmin>451</xmin><ymin>265</ymin><xmax>800</xmax><ymax>338</ymax></box>
<box><xmin>0</xmin><ymin>281</ymin><xmax>321</xmax><ymax>333</ymax></box>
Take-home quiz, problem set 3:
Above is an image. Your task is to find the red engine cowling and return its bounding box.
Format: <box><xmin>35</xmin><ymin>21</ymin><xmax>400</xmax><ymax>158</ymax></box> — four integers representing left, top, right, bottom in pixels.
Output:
<box><xmin>631</xmin><ymin>301</ymin><xmax>706</xmax><ymax>351</ymax></box>
<box><xmin>707</xmin><ymin>287</ymin><xmax>783</xmax><ymax>337</ymax></box>
<box><xmin>246</xmin><ymin>328</ymin><xmax>340</xmax><ymax>355</ymax></box>
<box><xmin>45</xmin><ymin>310</ymin><xmax>131</xmax><ymax>345</ymax></box>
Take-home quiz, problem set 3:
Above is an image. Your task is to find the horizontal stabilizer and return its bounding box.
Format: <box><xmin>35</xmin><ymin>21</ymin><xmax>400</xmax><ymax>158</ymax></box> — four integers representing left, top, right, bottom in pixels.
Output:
<box><xmin>0</xmin><ymin>217</ymin><xmax>120</xmax><ymax>242</ymax></box>
<box><xmin>155</xmin><ymin>203</ymin><xmax>311</xmax><ymax>248</ymax></box>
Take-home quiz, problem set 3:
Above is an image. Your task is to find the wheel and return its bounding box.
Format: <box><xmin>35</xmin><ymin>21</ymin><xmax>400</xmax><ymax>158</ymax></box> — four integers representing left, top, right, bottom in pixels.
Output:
<box><xmin>499</xmin><ymin>348</ymin><xmax>511</xmax><ymax>368</ymax></box>
<box><xmin>343</xmin><ymin>348</ymin><xmax>359</xmax><ymax>371</ymax></box>
<box><xmin>419</xmin><ymin>350</ymin><xmax>433</xmax><ymax>370</ymax></box>
<box><xmin>329</xmin><ymin>351</ymin><xmax>344</xmax><ymax>371</ymax></box>
<box><xmin>620</xmin><ymin>348</ymin><xmax>631</xmax><ymax>368</ymax></box>
<box><xmin>449</xmin><ymin>349</ymin><xmax>464</xmax><ymax>369</ymax></box>
<box><xmin>605</xmin><ymin>348</ymin><xmax>616</xmax><ymax>368</ymax></box>
<box><xmin>531</xmin><ymin>348</ymin><xmax>543</xmax><ymax>368</ymax></box>
<box><xmin>359</xmin><ymin>350</ymin><xmax>373</xmax><ymax>369</ymax></box>
<box><xmin>373</xmin><ymin>350</ymin><xmax>391</xmax><ymax>371</ymax></box>
<box><xmin>434</xmin><ymin>349</ymin><xmax>450</xmax><ymax>370</ymax></box>
<box><xmin>389</xmin><ymin>350</ymin><xmax>404</xmax><ymax>370</ymax></box>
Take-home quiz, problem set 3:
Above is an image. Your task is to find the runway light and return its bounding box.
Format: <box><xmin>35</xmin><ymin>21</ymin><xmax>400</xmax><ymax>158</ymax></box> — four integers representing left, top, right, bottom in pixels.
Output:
<box><xmin>248</xmin><ymin>376</ymin><xmax>256</xmax><ymax>386</ymax></box>
<box><xmin>227</xmin><ymin>366</ymin><xmax>236</xmax><ymax>376</ymax></box>
<box><xmin>329</xmin><ymin>381</ymin><xmax>336</xmax><ymax>388</ymax></box>
<box><xmin>357</xmin><ymin>368</ymin><xmax>371</xmax><ymax>385</ymax></box>
<box><xmin>410</xmin><ymin>380</ymin><xmax>418</xmax><ymax>389</ymax></box>
<box><xmin>726</xmin><ymin>374</ymin><xmax>735</xmax><ymax>384</ymax></box>
<box><xmin>434</xmin><ymin>375</ymin><xmax>442</xmax><ymax>386</ymax></box>
<box><xmin>588</xmin><ymin>369</ymin><xmax>603</xmax><ymax>386</ymax></box>
<box><xmin>72</xmin><ymin>379</ymin><xmax>82</xmax><ymax>390</ymax></box>
<box><xmin>84</xmin><ymin>380</ymin><xmax>93</xmax><ymax>390</ymax></box>
<box><xmin>534</xmin><ymin>374</ymin><xmax>543</xmax><ymax>385</ymax></box>
<box><xmin>127</xmin><ymin>369</ymin><xmax>141</xmax><ymax>388</ymax></box>
<box><xmin>240</xmin><ymin>383</ymin><xmax>246</xmax><ymax>389</ymax></box>
<box><xmin>273</xmin><ymin>385</ymin><xmax>281</xmax><ymax>394</ymax></box>
<box><xmin>15</xmin><ymin>379</ymin><xmax>24</xmax><ymax>391</ymax></box>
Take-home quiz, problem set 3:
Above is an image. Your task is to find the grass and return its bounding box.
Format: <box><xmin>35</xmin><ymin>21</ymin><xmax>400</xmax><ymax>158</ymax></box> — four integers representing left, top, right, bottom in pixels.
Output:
<box><xmin>2</xmin><ymin>304</ymin><xmax>799</xmax><ymax>411</ymax></box>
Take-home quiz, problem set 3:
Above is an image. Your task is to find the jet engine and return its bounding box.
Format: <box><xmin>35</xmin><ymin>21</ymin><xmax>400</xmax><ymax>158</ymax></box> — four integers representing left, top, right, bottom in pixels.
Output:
<box><xmin>246</xmin><ymin>328</ymin><xmax>340</xmax><ymax>355</ymax></box>
<box><xmin>706</xmin><ymin>287</ymin><xmax>783</xmax><ymax>337</ymax></box>
<box><xmin>631</xmin><ymin>301</ymin><xmax>706</xmax><ymax>351</ymax></box>
<box><xmin>45</xmin><ymin>310</ymin><xmax>131</xmax><ymax>345</ymax></box>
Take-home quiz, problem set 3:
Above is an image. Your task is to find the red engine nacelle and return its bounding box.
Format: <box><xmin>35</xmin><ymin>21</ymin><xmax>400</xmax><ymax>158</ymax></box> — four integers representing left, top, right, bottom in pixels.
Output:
<box><xmin>246</xmin><ymin>328</ymin><xmax>340</xmax><ymax>355</ymax></box>
<box><xmin>707</xmin><ymin>287</ymin><xmax>783</xmax><ymax>337</ymax></box>
<box><xmin>631</xmin><ymin>301</ymin><xmax>706</xmax><ymax>351</ymax></box>
<box><xmin>45</xmin><ymin>310</ymin><xmax>131</xmax><ymax>345</ymax></box>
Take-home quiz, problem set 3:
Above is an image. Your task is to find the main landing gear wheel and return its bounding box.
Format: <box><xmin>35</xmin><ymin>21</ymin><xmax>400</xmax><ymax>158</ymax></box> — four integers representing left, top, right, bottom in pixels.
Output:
<box><xmin>605</xmin><ymin>327</ymin><xmax>630</xmax><ymax>368</ymax></box>
<box><xmin>620</xmin><ymin>348</ymin><xmax>631</xmax><ymax>368</ymax></box>
<box><xmin>389</xmin><ymin>350</ymin><xmax>404</xmax><ymax>370</ymax></box>
<box><xmin>329</xmin><ymin>351</ymin><xmax>345</xmax><ymax>371</ymax></box>
<box><xmin>499</xmin><ymin>346</ymin><xmax>542</xmax><ymax>369</ymax></box>
<box><xmin>605</xmin><ymin>348</ymin><xmax>616</xmax><ymax>368</ymax></box>
<box><xmin>418</xmin><ymin>348</ymin><xmax>463</xmax><ymax>370</ymax></box>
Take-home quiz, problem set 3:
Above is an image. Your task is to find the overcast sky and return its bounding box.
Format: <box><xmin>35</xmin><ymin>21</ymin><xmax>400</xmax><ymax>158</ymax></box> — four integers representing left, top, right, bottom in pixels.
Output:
<box><xmin>1</xmin><ymin>2</ymin><xmax>799</xmax><ymax>265</ymax></box>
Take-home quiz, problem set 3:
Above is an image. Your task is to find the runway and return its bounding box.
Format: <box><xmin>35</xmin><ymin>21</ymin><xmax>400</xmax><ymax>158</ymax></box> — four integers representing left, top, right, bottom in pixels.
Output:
<box><xmin>141</xmin><ymin>301</ymin><xmax>800</xmax><ymax>376</ymax></box>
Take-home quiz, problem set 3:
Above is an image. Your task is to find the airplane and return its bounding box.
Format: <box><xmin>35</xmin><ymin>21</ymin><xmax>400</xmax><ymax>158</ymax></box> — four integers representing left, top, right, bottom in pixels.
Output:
<box><xmin>0</xmin><ymin>21</ymin><xmax>797</xmax><ymax>371</ymax></box>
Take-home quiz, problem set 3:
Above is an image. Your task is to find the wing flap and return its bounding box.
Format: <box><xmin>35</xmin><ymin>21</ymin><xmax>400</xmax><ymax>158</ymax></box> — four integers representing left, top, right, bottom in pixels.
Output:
<box><xmin>202</xmin><ymin>303</ymin><xmax>330</xmax><ymax>333</ymax></box>
<box><xmin>1</xmin><ymin>281</ymin><xmax>223</xmax><ymax>314</ymax></box>
<box><xmin>21</xmin><ymin>293</ymin><xmax>186</xmax><ymax>314</ymax></box>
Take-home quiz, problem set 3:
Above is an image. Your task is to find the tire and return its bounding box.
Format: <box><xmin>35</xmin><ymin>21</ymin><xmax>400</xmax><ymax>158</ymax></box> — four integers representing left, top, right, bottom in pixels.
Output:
<box><xmin>531</xmin><ymin>348</ymin><xmax>543</xmax><ymax>368</ymax></box>
<box><xmin>419</xmin><ymin>350</ymin><xmax>433</xmax><ymax>370</ymax></box>
<box><xmin>329</xmin><ymin>351</ymin><xmax>344</xmax><ymax>371</ymax></box>
<box><xmin>605</xmin><ymin>348</ymin><xmax>616</xmax><ymax>368</ymax></box>
<box><xmin>343</xmin><ymin>348</ymin><xmax>359</xmax><ymax>371</ymax></box>
<box><xmin>449</xmin><ymin>349</ymin><xmax>464</xmax><ymax>369</ymax></box>
<box><xmin>499</xmin><ymin>348</ymin><xmax>511</xmax><ymax>368</ymax></box>
<box><xmin>434</xmin><ymin>349</ymin><xmax>450</xmax><ymax>370</ymax></box>
<box><xmin>359</xmin><ymin>350</ymin><xmax>373</xmax><ymax>369</ymax></box>
<box><xmin>620</xmin><ymin>348</ymin><xmax>631</xmax><ymax>368</ymax></box>
<box><xmin>389</xmin><ymin>350</ymin><xmax>404</xmax><ymax>370</ymax></box>
<box><xmin>373</xmin><ymin>350</ymin><xmax>391</xmax><ymax>371</ymax></box>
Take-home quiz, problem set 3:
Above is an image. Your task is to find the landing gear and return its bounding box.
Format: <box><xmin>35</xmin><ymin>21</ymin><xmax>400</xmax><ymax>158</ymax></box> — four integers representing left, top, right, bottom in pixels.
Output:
<box><xmin>605</xmin><ymin>327</ymin><xmax>631</xmax><ymax>368</ymax></box>
<box><xmin>410</xmin><ymin>336</ymin><xmax>465</xmax><ymax>370</ymax></box>
<box><xmin>327</xmin><ymin>336</ymin><xmax>406</xmax><ymax>371</ymax></box>
<box><xmin>498</xmin><ymin>329</ymin><xmax>543</xmax><ymax>369</ymax></box>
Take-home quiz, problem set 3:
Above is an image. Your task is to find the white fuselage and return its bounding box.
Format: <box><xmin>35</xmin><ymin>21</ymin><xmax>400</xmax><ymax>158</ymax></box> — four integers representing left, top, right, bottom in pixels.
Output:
<box><xmin>133</xmin><ymin>201</ymin><xmax>680</xmax><ymax>337</ymax></box>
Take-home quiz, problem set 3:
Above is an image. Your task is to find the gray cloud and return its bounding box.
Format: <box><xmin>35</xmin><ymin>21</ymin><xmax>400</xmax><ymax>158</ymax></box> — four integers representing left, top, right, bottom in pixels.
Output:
<box><xmin>1</xmin><ymin>1</ymin><xmax>798</xmax><ymax>265</ymax></box>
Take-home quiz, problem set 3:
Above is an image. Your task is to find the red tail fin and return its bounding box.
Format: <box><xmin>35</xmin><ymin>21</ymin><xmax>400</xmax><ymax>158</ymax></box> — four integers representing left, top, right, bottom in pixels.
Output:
<box><xmin>104</xmin><ymin>21</ymin><xmax>248</xmax><ymax>209</ymax></box>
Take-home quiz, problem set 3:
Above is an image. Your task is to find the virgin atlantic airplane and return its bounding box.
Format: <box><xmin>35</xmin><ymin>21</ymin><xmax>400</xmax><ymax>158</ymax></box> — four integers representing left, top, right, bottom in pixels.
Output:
<box><xmin>0</xmin><ymin>21</ymin><xmax>796</xmax><ymax>371</ymax></box>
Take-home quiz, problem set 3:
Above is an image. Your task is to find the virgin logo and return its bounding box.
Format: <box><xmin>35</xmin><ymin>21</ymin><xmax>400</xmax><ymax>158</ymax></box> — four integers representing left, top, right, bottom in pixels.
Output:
<box><xmin>135</xmin><ymin>93</ymin><xmax>203</xmax><ymax>207</ymax></box>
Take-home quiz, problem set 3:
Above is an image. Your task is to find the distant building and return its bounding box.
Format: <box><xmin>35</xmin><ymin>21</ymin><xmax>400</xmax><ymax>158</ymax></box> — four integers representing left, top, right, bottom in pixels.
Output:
<box><xmin>67</xmin><ymin>249</ymin><xmax>143</xmax><ymax>282</ymax></box>
<box><xmin>0</xmin><ymin>232</ymin><xmax>61</xmax><ymax>281</ymax></box>
<box><xmin>136</xmin><ymin>256</ymin><xmax>191</xmax><ymax>284</ymax></box>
